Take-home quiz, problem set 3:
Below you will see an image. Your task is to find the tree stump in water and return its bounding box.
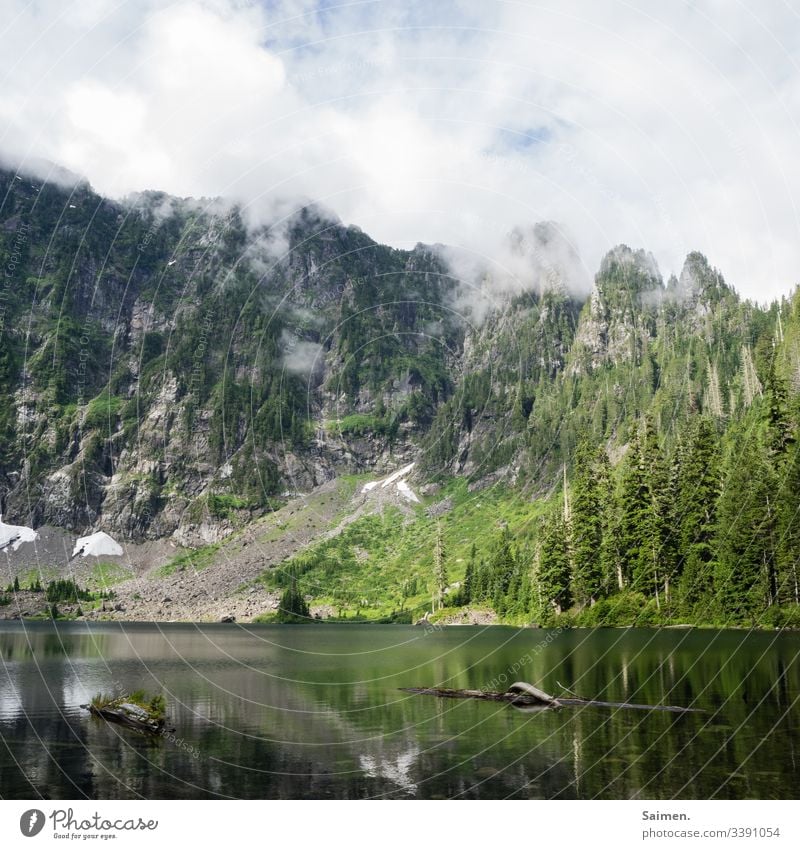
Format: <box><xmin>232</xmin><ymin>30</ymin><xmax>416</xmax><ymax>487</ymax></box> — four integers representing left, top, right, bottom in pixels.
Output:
<box><xmin>400</xmin><ymin>681</ymin><xmax>701</xmax><ymax>713</ymax></box>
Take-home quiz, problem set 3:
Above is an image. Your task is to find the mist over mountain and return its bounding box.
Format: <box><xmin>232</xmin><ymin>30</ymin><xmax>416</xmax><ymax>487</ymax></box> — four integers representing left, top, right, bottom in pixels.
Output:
<box><xmin>1</xmin><ymin>165</ymin><xmax>799</xmax><ymax>627</ymax></box>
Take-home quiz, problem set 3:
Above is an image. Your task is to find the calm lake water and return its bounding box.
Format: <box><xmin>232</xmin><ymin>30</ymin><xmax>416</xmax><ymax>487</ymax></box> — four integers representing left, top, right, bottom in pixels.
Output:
<box><xmin>0</xmin><ymin>622</ymin><xmax>798</xmax><ymax>799</ymax></box>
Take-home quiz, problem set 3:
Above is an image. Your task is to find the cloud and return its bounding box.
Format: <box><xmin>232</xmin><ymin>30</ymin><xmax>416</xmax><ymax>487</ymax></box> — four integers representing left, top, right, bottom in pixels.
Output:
<box><xmin>0</xmin><ymin>0</ymin><xmax>798</xmax><ymax>302</ymax></box>
<box><xmin>280</xmin><ymin>330</ymin><xmax>323</xmax><ymax>375</ymax></box>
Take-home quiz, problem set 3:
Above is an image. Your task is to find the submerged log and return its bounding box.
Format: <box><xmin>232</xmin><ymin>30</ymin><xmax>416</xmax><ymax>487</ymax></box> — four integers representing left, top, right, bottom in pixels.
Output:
<box><xmin>400</xmin><ymin>681</ymin><xmax>702</xmax><ymax>713</ymax></box>
<box><xmin>81</xmin><ymin>703</ymin><xmax>174</xmax><ymax>734</ymax></box>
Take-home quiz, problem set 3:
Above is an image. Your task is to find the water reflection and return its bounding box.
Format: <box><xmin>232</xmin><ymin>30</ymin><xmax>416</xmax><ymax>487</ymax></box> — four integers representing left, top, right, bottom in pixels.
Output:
<box><xmin>0</xmin><ymin>622</ymin><xmax>798</xmax><ymax>799</ymax></box>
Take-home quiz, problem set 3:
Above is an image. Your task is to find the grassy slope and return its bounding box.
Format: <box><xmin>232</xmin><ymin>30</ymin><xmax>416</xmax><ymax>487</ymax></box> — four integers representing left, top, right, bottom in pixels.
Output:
<box><xmin>255</xmin><ymin>478</ymin><xmax>547</xmax><ymax>622</ymax></box>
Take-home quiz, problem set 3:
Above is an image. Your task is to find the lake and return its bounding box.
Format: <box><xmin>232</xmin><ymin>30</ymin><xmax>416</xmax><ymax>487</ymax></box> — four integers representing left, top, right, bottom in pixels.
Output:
<box><xmin>0</xmin><ymin>622</ymin><xmax>798</xmax><ymax>799</ymax></box>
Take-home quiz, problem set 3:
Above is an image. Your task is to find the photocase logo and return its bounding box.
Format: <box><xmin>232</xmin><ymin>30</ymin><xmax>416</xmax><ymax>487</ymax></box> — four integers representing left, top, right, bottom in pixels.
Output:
<box><xmin>19</xmin><ymin>810</ymin><xmax>45</xmax><ymax>837</ymax></box>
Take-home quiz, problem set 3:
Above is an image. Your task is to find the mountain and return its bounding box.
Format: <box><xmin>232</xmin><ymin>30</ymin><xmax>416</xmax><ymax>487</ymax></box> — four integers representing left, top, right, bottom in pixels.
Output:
<box><xmin>1</xmin><ymin>165</ymin><xmax>799</xmax><ymax>627</ymax></box>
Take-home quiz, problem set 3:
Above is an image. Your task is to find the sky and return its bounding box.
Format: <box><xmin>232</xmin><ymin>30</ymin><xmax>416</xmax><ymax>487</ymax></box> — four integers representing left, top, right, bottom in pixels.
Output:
<box><xmin>1</xmin><ymin>0</ymin><xmax>799</xmax><ymax>301</ymax></box>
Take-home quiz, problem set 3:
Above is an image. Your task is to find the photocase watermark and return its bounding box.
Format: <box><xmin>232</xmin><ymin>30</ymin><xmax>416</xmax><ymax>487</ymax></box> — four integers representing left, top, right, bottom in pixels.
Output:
<box><xmin>137</xmin><ymin>221</ymin><xmax>159</xmax><ymax>253</ymax></box>
<box><xmin>421</xmin><ymin>618</ymin><xmax>444</xmax><ymax>635</ymax></box>
<box><xmin>75</xmin><ymin>311</ymin><xmax>96</xmax><ymax>410</ymax></box>
<box><xmin>482</xmin><ymin>626</ymin><xmax>564</xmax><ymax>692</ymax></box>
<box><xmin>554</xmin><ymin>143</ymin><xmax>620</xmax><ymax>204</ymax></box>
<box><xmin>19</xmin><ymin>809</ymin><xmax>45</xmax><ymax>837</ymax></box>
<box><xmin>279</xmin><ymin>280</ymin><xmax>348</xmax><ymax>374</ymax></box>
<box><xmin>0</xmin><ymin>220</ymin><xmax>29</xmax><ymax>337</ymax></box>
<box><xmin>159</xmin><ymin>727</ymin><xmax>201</xmax><ymax>760</ymax></box>
<box><xmin>188</xmin><ymin>307</ymin><xmax>215</xmax><ymax>423</ymax></box>
<box><xmin>292</xmin><ymin>57</ymin><xmax>387</xmax><ymax>85</ymax></box>
<box><xmin>19</xmin><ymin>807</ymin><xmax>159</xmax><ymax>838</ymax></box>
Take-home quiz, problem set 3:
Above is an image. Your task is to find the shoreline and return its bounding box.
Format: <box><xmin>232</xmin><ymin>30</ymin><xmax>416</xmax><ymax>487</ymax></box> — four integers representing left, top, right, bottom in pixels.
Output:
<box><xmin>0</xmin><ymin>617</ymin><xmax>796</xmax><ymax>632</ymax></box>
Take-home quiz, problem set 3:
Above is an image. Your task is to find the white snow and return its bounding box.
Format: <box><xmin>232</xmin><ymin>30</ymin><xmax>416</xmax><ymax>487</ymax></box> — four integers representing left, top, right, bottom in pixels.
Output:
<box><xmin>360</xmin><ymin>463</ymin><xmax>420</xmax><ymax>502</ymax></box>
<box><xmin>397</xmin><ymin>480</ymin><xmax>421</xmax><ymax>503</ymax></box>
<box><xmin>0</xmin><ymin>515</ymin><xmax>39</xmax><ymax>552</ymax></box>
<box><xmin>380</xmin><ymin>462</ymin><xmax>415</xmax><ymax>489</ymax></box>
<box><xmin>72</xmin><ymin>531</ymin><xmax>123</xmax><ymax>558</ymax></box>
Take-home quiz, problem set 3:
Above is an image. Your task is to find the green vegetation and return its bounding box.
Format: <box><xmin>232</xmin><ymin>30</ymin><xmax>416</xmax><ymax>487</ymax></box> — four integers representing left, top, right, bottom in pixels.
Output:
<box><xmin>255</xmin><ymin>359</ymin><xmax>800</xmax><ymax>628</ymax></box>
<box><xmin>207</xmin><ymin>493</ymin><xmax>252</xmax><ymax>518</ymax></box>
<box><xmin>533</xmin><ymin>378</ymin><xmax>800</xmax><ymax>627</ymax></box>
<box><xmin>256</xmin><ymin>480</ymin><xmax>545</xmax><ymax>621</ymax></box>
<box><xmin>83</xmin><ymin>394</ymin><xmax>124</xmax><ymax>430</ymax></box>
<box><xmin>158</xmin><ymin>543</ymin><xmax>220</xmax><ymax>576</ymax></box>
<box><xmin>89</xmin><ymin>561</ymin><xmax>132</xmax><ymax>588</ymax></box>
<box><xmin>0</xmin><ymin>578</ymin><xmax>116</xmax><ymax>619</ymax></box>
<box><xmin>274</xmin><ymin>570</ymin><xmax>311</xmax><ymax>623</ymax></box>
<box><xmin>90</xmin><ymin>689</ymin><xmax>167</xmax><ymax>724</ymax></box>
<box><xmin>45</xmin><ymin>578</ymin><xmax>93</xmax><ymax>603</ymax></box>
<box><xmin>3</xmin><ymin>168</ymin><xmax>800</xmax><ymax>631</ymax></box>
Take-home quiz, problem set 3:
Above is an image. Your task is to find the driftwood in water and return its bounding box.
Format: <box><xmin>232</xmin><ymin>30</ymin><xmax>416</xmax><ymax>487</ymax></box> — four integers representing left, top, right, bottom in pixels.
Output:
<box><xmin>81</xmin><ymin>703</ymin><xmax>174</xmax><ymax>734</ymax></box>
<box><xmin>400</xmin><ymin>681</ymin><xmax>702</xmax><ymax>714</ymax></box>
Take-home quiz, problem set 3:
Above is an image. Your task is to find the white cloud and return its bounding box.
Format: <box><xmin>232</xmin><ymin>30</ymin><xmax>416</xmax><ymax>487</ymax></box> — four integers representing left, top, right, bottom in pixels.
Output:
<box><xmin>0</xmin><ymin>0</ymin><xmax>798</xmax><ymax>301</ymax></box>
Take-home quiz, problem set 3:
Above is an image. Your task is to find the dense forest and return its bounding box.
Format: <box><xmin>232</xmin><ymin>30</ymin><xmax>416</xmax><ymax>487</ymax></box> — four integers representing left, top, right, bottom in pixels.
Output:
<box><xmin>2</xmin><ymin>164</ymin><xmax>800</xmax><ymax>627</ymax></box>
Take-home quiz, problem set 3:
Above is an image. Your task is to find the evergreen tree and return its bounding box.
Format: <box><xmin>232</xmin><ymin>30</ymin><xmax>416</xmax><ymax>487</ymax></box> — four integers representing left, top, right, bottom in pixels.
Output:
<box><xmin>489</xmin><ymin>529</ymin><xmax>515</xmax><ymax>613</ymax></box>
<box><xmin>714</xmin><ymin>427</ymin><xmax>777</xmax><ymax>619</ymax></box>
<box><xmin>634</xmin><ymin>417</ymin><xmax>672</xmax><ymax>604</ymax></box>
<box><xmin>765</xmin><ymin>346</ymin><xmax>794</xmax><ymax>457</ymax></box>
<box><xmin>776</xmin><ymin>440</ymin><xmax>800</xmax><ymax>606</ymax></box>
<box><xmin>473</xmin><ymin>558</ymin><xmax>489</xmax><ymax>602</ymax></box>
<box><xmin>537</xmin><ymin>508</ymin><xmax>571</xmax><ymax>617</ymax></box>
<box><xmin>570</xmin><ymin>440</ymin><xmax>606</xmax><ymax>607</ymax></box>
<box><xmin>598</xmin><ymin>452</ymin><xmax>624</xmax><ymax>593</ymax></box>
<box><xmin>433</xmin><ymin>521</ymin><xmax>448</xmax><ymax>609</ymax></box>
<box><xmin>674</xmin><ymin>417</ymin><xmax>720</xmax><ymax>612</ymax></box>
<box><xmin>276</xmin><ymin>570</ymin><xmax>311</xmax><ymax>622</ymax></box>
<box><xmin>618</xmin><ymin>422</ymin><xmax>648</xmax><ymax>589</ymax></box>
<box><xmin>461</xmin><ymin>543</ymin><xmax>476</xmax><ymax>604</ymax></box>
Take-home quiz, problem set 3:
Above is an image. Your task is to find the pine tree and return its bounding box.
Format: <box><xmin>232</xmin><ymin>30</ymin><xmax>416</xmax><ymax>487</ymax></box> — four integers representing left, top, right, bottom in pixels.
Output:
<box><xmin>473</xmin><ymin>558</ymin><xmax>489</xmax><ymax>601</ymax></box>
<box><xmin>537</xmin><ymin>508</ymin><xmax>571</xmax><ymax>617</ymax></box>
<box><xmin>674</xmin><ymin>417</ymin><xmax>720</xmax><ymax>612</ymax></box>
<box><xmin>490</xmin><ymin>530</ymin><xmax>515</xmax><ymax>614</ymax></box>
<box><xmin>597</xmin><ymin>451</ymin><xmax>623</xmax><ymax>593</ymax></box>
<box><xmin>433</xmin><ymin>521</ymin><xmax>448</xmax><ymax>609</ymax></box>
<box><xmin>618</xmin><ymin>422</ymin><xmax>648</xmax><ymax>589</ymax></box>
<box><xmin>277</xmin><ymin>570</ymin><xmax>310</xmax><ymax>622</ymax></box>
<box><xmin>461</xmin><ymin>543</ymin><xmax>476</xmax><ymax>604</ymax></box>
<box><xmin>618</xmin><ymin>417</ymin><xmax>674</xmax><ymax>606</ymax></box>
<box><xmin>714</xmin><ymin>427</ymin><xmax>777</xmax><ymax>619</ymax></box>
<box><xmin>570</xmin><ymin>440</ymin><xmax>606</xmax><ymax>607</ymax></box>
<box><xmin>765</xmin><ymin>346</ymin><xmax>793</xmax><ymax>457</ymax></box>
<box><xmin>776</xmin><ymin>439</ymin><xmax>800</xmax><ymax>606</ymax></box>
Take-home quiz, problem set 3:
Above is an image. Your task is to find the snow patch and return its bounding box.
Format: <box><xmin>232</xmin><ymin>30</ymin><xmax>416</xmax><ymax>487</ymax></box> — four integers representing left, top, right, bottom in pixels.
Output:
<box><xmin>0</xmin><ymin>515</ymin><xmax>39</xmax><ymax>552</ymax></box>
<box><xmin>360</xmin><ymin>463</ymin><xmax>420</xmax><ymax>502</ymax></box>
<box><xmin>397</xmin><ymin>480</ymin><xmax>421</xmax><ymax>503</ymax></box>
<box><xmin>72</xmin><ymin>531</ymin><xmax>123</xmax><ymax>558</ymax></box>
<box><xmin>381</xmin><ymin>462</ymin><xmax>415</xmax><ymax>489</ymax></box>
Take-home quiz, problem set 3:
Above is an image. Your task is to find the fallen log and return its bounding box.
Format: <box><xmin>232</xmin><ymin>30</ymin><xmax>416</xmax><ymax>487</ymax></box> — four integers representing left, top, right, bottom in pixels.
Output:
<box><xmin>82</xmin><ymin>704</ymin><xmax>170</xmax><ymax>733</ymax></box>
<box><xmin>81</xmin><ymin>694</ymin><xmax>175</xmax><ymax>734</ymax></box>
<box><xmin>400</xmin><ymin>681</ymin><xmax>702</xmax><ymax>713</ymax></box>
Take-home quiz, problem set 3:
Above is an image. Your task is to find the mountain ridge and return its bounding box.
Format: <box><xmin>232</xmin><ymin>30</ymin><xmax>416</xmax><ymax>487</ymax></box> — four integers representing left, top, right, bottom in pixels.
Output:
<box><xmin>2</xmin><ymin>164</ymin><xmax>799</xmax><ymax>627</ymax></box>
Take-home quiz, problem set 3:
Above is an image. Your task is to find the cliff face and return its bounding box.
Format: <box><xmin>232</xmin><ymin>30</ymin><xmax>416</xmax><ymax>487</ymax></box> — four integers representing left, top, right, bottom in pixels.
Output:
<box><xmin>0</xmin><ymin>169</ymin><xmax>473</xmax><ymax>543</ymax></box>
<box><xmin>0</xmin><ymin>166</ymin><xmax>779</xmax><ymax>548</ymax></box>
